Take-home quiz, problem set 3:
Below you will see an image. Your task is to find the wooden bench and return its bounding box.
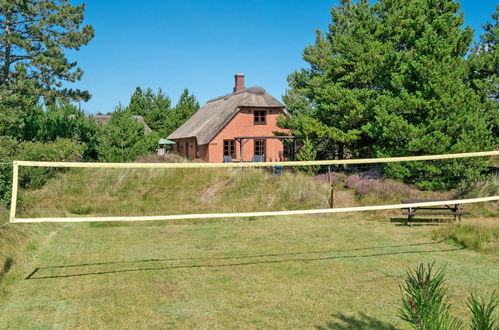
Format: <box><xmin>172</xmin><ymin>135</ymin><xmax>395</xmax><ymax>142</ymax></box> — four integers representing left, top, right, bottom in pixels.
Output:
<box><xmin>400</xmin><ymin>199</ymin><xmax>469</xmax><ymax>227</ymax></box>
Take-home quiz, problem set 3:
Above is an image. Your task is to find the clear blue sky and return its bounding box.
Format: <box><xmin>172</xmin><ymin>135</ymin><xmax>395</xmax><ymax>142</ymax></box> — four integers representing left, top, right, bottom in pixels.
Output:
<box><xmin>69</xmin><ymin>0</ymin><xmax>498</xmax><ymax>114</ymax></box>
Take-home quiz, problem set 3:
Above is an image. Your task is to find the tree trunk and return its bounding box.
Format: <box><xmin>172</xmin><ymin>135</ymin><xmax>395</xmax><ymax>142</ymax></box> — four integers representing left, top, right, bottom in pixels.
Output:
<box><xmin>1</xmin><ymin>7</ymin><xmax>12</xmax><ymax>85</ymax></box>
<box><xmin>338</xmin><ymin>143</ymin><xmax>344</xmax><ymax>160</ymax></box>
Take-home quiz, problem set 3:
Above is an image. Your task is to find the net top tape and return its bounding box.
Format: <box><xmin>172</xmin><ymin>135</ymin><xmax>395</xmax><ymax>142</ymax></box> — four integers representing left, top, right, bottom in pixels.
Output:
<box><xmin>12</xmin><ymin>150</ymin><xmax>499</xmax><ymax>169</ymax></box>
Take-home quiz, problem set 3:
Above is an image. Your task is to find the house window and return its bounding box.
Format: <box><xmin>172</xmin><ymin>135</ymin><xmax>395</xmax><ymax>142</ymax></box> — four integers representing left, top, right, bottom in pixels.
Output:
<box><xmin>254</xmin><ymin>140</ymin><xmax>266</xmax><ymax>156</ymax></box>
<box><xmin>223</xmin><ymin>140</ymin><xmax>236</xmax><ymax>158</ymax></box>
<box><xmin>254</xmin><ymin>110</ymin><xmax>266</xmax><ymax>125</ymax></box>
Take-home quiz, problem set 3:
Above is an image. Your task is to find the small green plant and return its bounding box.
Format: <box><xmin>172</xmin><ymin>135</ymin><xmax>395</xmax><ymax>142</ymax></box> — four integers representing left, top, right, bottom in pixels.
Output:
<box><xmin>400</xmin><ymin>263</ymin><xmax>498</xmax><ymax>330</ymax></box>
<box><xmin>468</xmin><ymin>291</ymin><xmax>497</xmax><ymax>330</ymax></box>
<box><xmin>399</xmin><ymin>263</ymin><xmax>462</xmax><ymax>329</ymax></box>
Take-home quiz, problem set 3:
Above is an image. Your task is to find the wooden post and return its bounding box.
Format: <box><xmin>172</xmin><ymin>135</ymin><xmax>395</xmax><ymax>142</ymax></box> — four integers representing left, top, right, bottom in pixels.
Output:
<box><xmin>9</xmin><ymin>162</ymin><xmax>19</xmax><ymax>221</ymax></box>
<box><xmin>329</xmin><ymin>186</ymin><xmax>334</xmax><ymax>208</ymax></box>
<box><xmin>239</xmin><ymin>139</ymin><xmax>243</xmax><ymax>163</ymax></box>
<box><xmin>328</xmin><ymin>166</ymin><xmax>334</xmax><ymax>208</ymax></box>
<box><xmin>408</xmin><ymin>206</ymin><xmax>413</xmax><ymax>227</ymax></box>
<box><xmin>292</xmin><ymin>138</ymin><xmax>296</xmax><ymax>161</ymax></box>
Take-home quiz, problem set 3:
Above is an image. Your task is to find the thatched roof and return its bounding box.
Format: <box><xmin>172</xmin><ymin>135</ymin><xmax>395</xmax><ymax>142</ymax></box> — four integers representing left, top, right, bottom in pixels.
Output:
<box><xmin>87</xmin><ymin>114</ymin><xmax>152</xmax><ymax>133</ymax></box>
<box><xmin>168</xmin><ymin>86</ymin><xmax>285</xmax><ymax>145</ymax></box>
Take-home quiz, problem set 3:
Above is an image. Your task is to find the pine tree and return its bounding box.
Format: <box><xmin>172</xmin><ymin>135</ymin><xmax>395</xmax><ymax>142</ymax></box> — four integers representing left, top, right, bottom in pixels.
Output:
<box><xmin>0</xmin><ymin>0</ymin><xmax>94</xmax><ymax>102</ymax></box>
<box><xmin>170</xmin><ymin>88</ymin><xmax>199</xmax><ymax>132</ymax></box>
<box><xmin>0</xmin><ymin>0</ymin><xmax>94</xmax><ymax>135</ymax></box>
<box><xmin>285</xmin><ymin>0</ymin><xmax>495</xmax><ymax>189</ymax></box>
<box><xmin>468</xmin><ymin>5</ymin><xmax>499</xmax><ymax>139</ymax></box>
<box><xmin>281</xmin><ymin>0</ymin><xmax>385</xmax><ymax>159</ymax></box>
<box><xmin>367</xmin><ymin>0</ymin><xmax>495</xmax><ymax>189</ymax></box>
<box><xmin>126</xmin><ymin>87</ymin><xmax>198</xmax><ymax>138</ymax></box>
<box><xmin>296</xmin><ymin>137</ymin><xmax>318</xmax><ymax>174</ymax></box>
<box><xmin>96</xmin><ymin>107</ymin><xmax>156</xmax><ymax>162</ymax></box>
<box><xmin>127</xmin><ymin>87</ymin><xmax>173</xmax><ymax>135</ymax></box>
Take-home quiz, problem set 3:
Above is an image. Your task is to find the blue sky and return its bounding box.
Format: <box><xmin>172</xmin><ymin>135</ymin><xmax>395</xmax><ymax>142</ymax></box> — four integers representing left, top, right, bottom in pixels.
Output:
<box><xmin>70</xmin><ymin>0</ymin><xmax>498</xmax><ymax>114</ymax></box>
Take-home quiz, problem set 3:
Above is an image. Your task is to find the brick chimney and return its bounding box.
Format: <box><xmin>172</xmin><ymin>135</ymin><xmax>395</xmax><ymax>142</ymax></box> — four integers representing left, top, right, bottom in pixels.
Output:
<box><xmin>233</xmin><ymin>73</ymin><xmax>245</xmax><ymax>92</ymax></box>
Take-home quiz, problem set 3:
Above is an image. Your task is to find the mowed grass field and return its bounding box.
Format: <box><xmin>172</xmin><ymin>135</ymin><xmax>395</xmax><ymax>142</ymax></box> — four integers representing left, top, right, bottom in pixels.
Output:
<box><xmin>1</xmin><ymin>213</ymin><xmax>498</xmax><ymax>329</ymax></box>
<box><xmin>1</xmin><ymin>166</ymin><xmax>497</xmax><ymax>328</ymax></box>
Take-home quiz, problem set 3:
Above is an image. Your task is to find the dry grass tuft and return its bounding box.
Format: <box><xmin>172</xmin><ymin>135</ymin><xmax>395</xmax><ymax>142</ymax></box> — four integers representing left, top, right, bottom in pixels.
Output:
<box><xmin>430</xmin><ymin>219</ymin><xmax>499</xmax><ymax>254</ymax></box>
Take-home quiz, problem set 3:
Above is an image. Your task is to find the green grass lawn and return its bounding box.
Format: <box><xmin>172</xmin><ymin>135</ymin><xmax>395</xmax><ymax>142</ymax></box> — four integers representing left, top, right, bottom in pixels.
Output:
<box><xmin>1</xmin><ymin>213</ymin><xmax>497</xmax><ymax>329</ymax></box>
<box><xmin>1</xmin><ymin>167</ymin><xmax>497</xmax><ymax>328</ymax></box>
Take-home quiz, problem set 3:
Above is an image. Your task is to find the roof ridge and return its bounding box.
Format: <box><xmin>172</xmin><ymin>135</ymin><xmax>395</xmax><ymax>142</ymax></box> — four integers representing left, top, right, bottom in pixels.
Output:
<box><xmin>206</xmin><ymin>86</ymin><xmax>266</xmax><ymax>103</ymax></box>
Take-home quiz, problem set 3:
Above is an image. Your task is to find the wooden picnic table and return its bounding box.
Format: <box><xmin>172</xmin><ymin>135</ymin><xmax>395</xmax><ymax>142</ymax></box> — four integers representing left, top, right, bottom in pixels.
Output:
<box><xmin>400</xmin><ymin>199</ymin><xmax>469</xmax><ymax>227</ymax></box>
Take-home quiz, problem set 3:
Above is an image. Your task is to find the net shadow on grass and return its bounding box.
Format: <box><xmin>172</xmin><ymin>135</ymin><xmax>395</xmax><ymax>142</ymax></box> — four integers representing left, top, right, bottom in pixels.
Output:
<box><xmin>390</xmin><ymin>217</ymin><xmax>456</xmax><ymax>226</ymax></box>
<box><xmin>27</xmin><ymin>241</ymin><xmax>443</xmax><ymax>270</ymax></box>
<box><xmin>25</xmin><ymin>244</ymin><xmax>463</xmax><ymax>280</ymax></box>
<box><xmin>316</xmin><ymin>312</ymin><xmax>398</xmax><ymax>330</ymax></box>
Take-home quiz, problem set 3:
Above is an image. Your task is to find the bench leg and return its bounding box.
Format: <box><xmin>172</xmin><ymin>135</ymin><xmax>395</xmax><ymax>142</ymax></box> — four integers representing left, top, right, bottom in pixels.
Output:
<box><xmin>408</xmin><ymin>215</ymin><xmax>413</xmax><ymax>228</ymax></box>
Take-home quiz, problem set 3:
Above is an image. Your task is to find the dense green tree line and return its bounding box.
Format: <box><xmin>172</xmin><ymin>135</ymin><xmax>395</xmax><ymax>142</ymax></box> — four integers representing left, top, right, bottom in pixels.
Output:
<box><xmin>96</xmin><ymin>87</ymin><xmax>199</xmax><ymax>162</ymax></box>
<box><xmin>127</xmin><ymin>87</ymin><xmax>199</xmax><ymax>138</ymax></box>
<box><xmin>282</xmin><ymin>0</ymin><xmax>498</xmax><ymax>189</ymax></box>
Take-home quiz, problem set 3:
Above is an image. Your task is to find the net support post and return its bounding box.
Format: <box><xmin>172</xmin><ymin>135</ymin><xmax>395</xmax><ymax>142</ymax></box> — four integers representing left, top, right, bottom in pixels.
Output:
<box><xmin>9</xmin><ymin>161</ymin><xmax>19</xmax><ymax>221</ymax></box>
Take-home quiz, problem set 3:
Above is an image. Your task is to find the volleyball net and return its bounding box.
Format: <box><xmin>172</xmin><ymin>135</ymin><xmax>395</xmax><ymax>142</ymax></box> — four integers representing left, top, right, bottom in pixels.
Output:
<box><xmin>9</xmin><ymin>150</ymin><xmax>499</xmax><ymax>223</ymax></box>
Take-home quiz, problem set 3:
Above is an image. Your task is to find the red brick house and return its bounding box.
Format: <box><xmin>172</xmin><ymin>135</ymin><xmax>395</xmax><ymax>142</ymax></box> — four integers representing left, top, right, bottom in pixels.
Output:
<box><xmin>168</xmin><ymin>74</ymin><xmax>290</xmax><ymax>162</ymax></box>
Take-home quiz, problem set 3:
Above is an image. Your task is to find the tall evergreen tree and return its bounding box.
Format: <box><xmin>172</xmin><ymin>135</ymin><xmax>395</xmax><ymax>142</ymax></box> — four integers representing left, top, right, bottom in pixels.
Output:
<box><xmin>127</xmin><ymin>87</ymin><xmax>172</xmax><ymax>134</ymax></box>
<box><xmin>126</xmin><ymin>87</ymin><xmax>198</xmax><ymax>137</ymax></box>
<box><xmin>367</xmin><ymin>0</ymin><xmax>494</xmax><ymax>189</ymax></box>
<box><xmin>284</xmin><ymin>0</ymin><xmax>495</xmax><ymax>189</ymax></box>
<box><xmin>468</xmin><ymin>5</ymin><xmax>499</xmax><ymax>138</ymax></box>
<box><xmin>170</xmin><ymin>88</ymin><xmax>199</xmax><ymax>133</ymax></box>
<box><xmin>281</xmin><ymin>0</ymin><xmax>384</xmax><ymax>159</ymax></box>
<box><xmin>0</xmin><ymin>0</ymin><xmax>94</xmax><ymax>101</ymax></box>
<box><xmin>0</xmin><ymin>0</ymin><xmax>94</xmax><ymax>135</ymax></box>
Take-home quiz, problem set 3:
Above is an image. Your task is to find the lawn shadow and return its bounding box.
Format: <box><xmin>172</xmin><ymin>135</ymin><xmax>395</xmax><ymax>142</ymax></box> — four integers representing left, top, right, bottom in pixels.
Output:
<box><xmin>316</xmin><ymin>312</ymin><xmax>398</xmax><ymax>330</ymax></box>
<box><xmin>25</xmin><ymin>241</ymin><xmax>462</xmax><ymax>280</ymax></box>
<box><xmin>0</xmin><ymin>256</ymin><xmax>14</xmax><ymax>280</ymax></box>
<box><xmin>390</xmin><ymin>217</ymin><xmax>452</xmax><ymax>227</ymax></box>
<box><xmin>87</xmin><ymin>216</ymin><xmax>277</xmax><ymax>228</ymax></box>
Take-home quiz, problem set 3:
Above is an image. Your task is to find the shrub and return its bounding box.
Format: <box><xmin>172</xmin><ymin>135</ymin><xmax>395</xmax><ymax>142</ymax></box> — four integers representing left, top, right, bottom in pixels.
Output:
<box><xmin>400</xmin><ymin>263</ymin><xmax>498</xmax><ymax>329</ymax></box>
<box><xmin>0</xmin><ymin>138</ymin><xmax>84</xmax><ymax>206</ymax></box>
<box><xmin>344</xmin><ymin>174</ymin><xmax>420</xmax><ymax>201</ymax></box>
<box><xmin>383</xmin><ymin>158</ymin><xmax>489</xmax><ymax>191</ymax></box>
<box><xmin>454</xmin><ymin>174</ymin><xmax>499</xmax><ymax>199</ymax></box>
<box><xmin>17</xmin><ymin>139</ymin><xmax>84</xmax><ymax>189</ymax></box>
<box><xmin>10</xmin><ymin>103</ymin><xmax>102</xmax><ymax>160</ymax></box>
<box><xmin>136</xmin><ymin>153</ymin><xmax>186</xmax><ymax>163</ymax></box>
<box><xmin>0</xmin><ymin>136</ymin><xmax>19</xmax><ymax>205</ymax></box>
<box><xmin>96</xmin><ymin>109</ymin><xmax>159</xmax><ymax>162</ymax></box>
<box><xmin>313</xmin><ymin>172</ymin><xmax>346</xmax><ymax>187</ymax></box>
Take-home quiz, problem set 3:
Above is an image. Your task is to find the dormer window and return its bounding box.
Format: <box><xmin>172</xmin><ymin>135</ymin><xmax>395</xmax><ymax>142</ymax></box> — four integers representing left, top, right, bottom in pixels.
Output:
<box><xmin>254</xmin><ymin>110</ymin><xmax>266</xmax><ymax>125</ymax></box>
